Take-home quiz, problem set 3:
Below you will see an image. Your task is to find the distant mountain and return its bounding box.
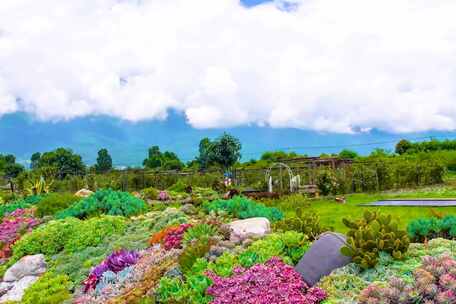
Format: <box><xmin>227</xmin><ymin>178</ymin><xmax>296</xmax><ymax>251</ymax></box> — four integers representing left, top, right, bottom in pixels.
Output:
<box><xmin>0</xmin><ymin>112</ymin><xmax>455</xmax><ymax>167</ymax></box>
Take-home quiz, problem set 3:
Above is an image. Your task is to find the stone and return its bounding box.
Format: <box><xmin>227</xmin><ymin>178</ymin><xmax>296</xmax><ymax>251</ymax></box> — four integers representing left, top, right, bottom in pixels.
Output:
<box><xmin>0</xmin><ymin>282</ymin><xmax>13</xmax><ymax>297</ymax></box>
<box><xmin>3</xmin><ymin>254</ymin><xmax>47</xmax><ymax>282</ymax></box>
<box><xmin>242</xmin><ymin>238</ymin><xmax>254</xmax><ymax>247</ymax></box>
<box><xmin>0</xmin><ymin>276</ymin><xmax>39</xmax><ymax>303</ymax></box>
<box><xmin>208</xmin><ymin>246</ymin><xmax>227</xmax><ymax>258</ymax></box>
<box><xmin>219</xmin><ymin>240</ymin><xmax>236</xmax><ymax>249</ymax></box>
<box><xmin>295</xmin><ymin>232</ymin><xmax>351</xmax><ymax>286</ymax></box>
<box><xmin>180</xmin><ymin>204</ymin><xmax>197</xmax><ymax>215</ymax></box>
<box><xmin>74</xmin><ymin>188</ymin><xmax>94</xmax><ymax>198</ymax></box>
<box><xmin>228</xmin><ymin>217</ymin><xmax>271</xmax><ymax>241</ymax></box>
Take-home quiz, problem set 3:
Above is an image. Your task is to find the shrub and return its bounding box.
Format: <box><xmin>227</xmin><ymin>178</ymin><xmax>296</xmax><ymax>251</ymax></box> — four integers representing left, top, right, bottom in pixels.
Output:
<box><xmin>407</xmin><ymin>215</ymin><xmax>456</xmax><ymax>242</ymax></box>
<box><xmin>56</xmin><ymin>189</ymin><xmax>148</xmax><ymax>219</ymax></box>
<box><xmin>273</xmin><ymin>208</ymin><xmax>331</xmax><ymax>240</ymax></box>
<box><xmin>10</xmin><ymin>215</ymin><xmax>126</xmax><ymax>260</ymax></box>
<box><xmin>206</xmin><ymin>257</ymin><xmax>327</xmax><ymax>304</ymax></box>
<box><xmin>340</xmin><ymin>211</ymin><xmax>410</xmax><ymax>269</ymax></box>
<box><xmin>22</xmin><ymin>272</ymin><xmax>71</xmax><ymax>304</ymax></box>
<box><xmin>142</xmin><ymin>187</ymin><xmax>159</xmax><ymax>200</ymax></box>
<box><xmin>35</xmin><ymin>193</ymin><xmax>80</xmax><ymax>217</ymax></box>
<box><xmin>359</xmin><ymin>254</ymin><xmax>456</xmax><ymax>304</ymax></box>
<box><xmin>0</xmin><ymin>209</ymin><xmax>41</xmax><ymax>259</ymax></box>
<box><xmin>203</xmin><ymin>196</ymin><xmax>283</xmax><ymax>222</ymax></box>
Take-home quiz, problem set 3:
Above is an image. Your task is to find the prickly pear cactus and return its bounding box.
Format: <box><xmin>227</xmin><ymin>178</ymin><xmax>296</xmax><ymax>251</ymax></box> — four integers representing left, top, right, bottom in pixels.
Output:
<box><xmin>340</xmin><ymin>211</ymin><xmax>410</xmax><ymax>269</ymax></box>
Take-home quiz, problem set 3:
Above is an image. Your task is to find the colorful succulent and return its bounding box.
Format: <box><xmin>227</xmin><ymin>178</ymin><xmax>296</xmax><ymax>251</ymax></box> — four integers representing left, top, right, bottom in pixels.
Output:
<box><xmin>206</xmin><ymin>257</ymin><xmax>327</xmax><ymax>304</ymax></box>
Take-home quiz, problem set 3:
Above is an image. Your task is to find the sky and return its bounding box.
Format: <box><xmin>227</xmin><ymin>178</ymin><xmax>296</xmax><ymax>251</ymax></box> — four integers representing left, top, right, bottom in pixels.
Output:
<box><xmin>1</xmin><ymin>0</ymin><xmax>456</xmax><ymax>135</ymax></box>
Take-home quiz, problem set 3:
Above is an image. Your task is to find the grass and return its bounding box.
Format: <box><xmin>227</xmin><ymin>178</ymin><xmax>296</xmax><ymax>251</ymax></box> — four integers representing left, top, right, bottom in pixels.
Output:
<box><xmin>267</xmin><ymin>185</ymin><xmax>456</xmax><ymax>233</ymax></box>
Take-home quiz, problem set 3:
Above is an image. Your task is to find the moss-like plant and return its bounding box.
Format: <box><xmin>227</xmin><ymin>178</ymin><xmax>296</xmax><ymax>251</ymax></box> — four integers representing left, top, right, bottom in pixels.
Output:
<box><xmin>340</xmin><ymin>211</ymin><xmax>410</xmax><ymax>269</ymax></box>
<box><xmin>22</xmin><ymin>272</ymin><xmax>71</xmax><ymax>304</ymax></box>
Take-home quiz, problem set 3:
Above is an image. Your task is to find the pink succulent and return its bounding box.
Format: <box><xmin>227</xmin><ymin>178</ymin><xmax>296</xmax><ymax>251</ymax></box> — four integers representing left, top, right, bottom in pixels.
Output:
<box><xmin>206</xmin><ymin>257</ymin><xmax>327</xmax><ymax>304</ymax></box>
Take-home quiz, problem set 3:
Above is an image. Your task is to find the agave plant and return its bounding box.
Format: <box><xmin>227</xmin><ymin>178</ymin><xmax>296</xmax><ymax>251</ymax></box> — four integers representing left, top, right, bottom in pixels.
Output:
<box><xmin>26</xmin><ymin>176</ymin><xmax>53</xmax><ymax>195</ymax></box>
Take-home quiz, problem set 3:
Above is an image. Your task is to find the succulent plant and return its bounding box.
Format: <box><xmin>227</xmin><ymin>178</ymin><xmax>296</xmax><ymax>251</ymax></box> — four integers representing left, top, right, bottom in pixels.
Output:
<box><xmin>341</xmin><ymin>211</ymin><xmax>410</xmax><ymax>269</ymax></box>
<box><xmin>273</xmin><ymin>208</ymin><xmax>331</xmax><ymax>241</ymax></box>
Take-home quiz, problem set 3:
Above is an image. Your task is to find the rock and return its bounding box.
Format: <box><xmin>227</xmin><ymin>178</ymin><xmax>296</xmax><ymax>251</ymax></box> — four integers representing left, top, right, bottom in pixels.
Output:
<box><xmin>295</xmin><ymin>232</ymin><xmax>351</xmax><ymax>286</ymax></box>
<box><xmin>219</xmin><ymin>240</ymin><xmax>236</xmax><ymax>249</ymax></box>
<box><xmin>181</xmin><ymin>197</ymin><xmax>193</xmax><ymax>205</ymax></box>
<box><xmin>228</xmin><ymin>217</ymin><xmax>271</xmax><ymax>241</ymax></box>
<box><xmin>242</xmin><ymin>238</ymin><xmax>254</xmax><ymax>247</ymax></box>
<box><xmin>0</xmin><ymin>282</ymin><xmax>13</xmax><ymax>297</ymax></box>
<box><xmin>180</xmin><ymin>204</ymin><xmax>197</xmax><ymax>215</ymax></box>
<box><xmin>0</xmin><ymin>276</ymin><xmax>39</xmax><ymax>302</ymax></box>
<box><xmin>3</xmin><ymin>254</ymin><xmax>47</xmax><ymax>282</ymax></box>
<box><xmin>74</xmin><ymin>188</ymin><xmax>94</xmax><ymax>198</ymax></box>
<box><xmin>208</xmin><ymin>246</ymin><xmax>227</xmax><ymax>258</ymax></box>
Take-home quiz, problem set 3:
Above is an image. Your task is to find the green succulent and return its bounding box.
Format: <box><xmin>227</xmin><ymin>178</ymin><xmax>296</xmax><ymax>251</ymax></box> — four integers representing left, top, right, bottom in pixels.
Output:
<box><xmin>183</xmin><ymin>224</ymin><xmax>218</xmax><ymax>244</ymax></box>
<box><xmin>341</xmin><ymin>211</ymin><xmax>410</xmax><ymax>269</ymax></box>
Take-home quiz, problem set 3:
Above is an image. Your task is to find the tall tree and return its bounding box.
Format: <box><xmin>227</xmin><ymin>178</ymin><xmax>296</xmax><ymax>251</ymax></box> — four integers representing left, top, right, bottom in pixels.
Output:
<box><xmin>208</xmin><ymin>132</ymin><xmax>242</xmax><ymax>172</ymax></box>
<box><xmin>196</xmin><ymin>137</ymin><xmax>213</xmax><ymax>170</ymax></box>
<box><xmin>30</xmin><ymin>152</ymin><xmax>41</xmax><ymax>169</ymax></box>
<box><xmin>395</xmin><ymin>139</ymin><xmax>412</xmax><ymax>155</ymax></box>
<box><xmin>95</xmin><ymin>148</ymin><xmax>113</xmax><ymax>173</ymax></box>
<box><xmin>35</xmin><ymin>148</ymin><xmax>85</xmax><ymax>178</ymax></box>
<box><xmin>143</xmin><ymin>146</ymin><xmax>183</xmax><ymax>170</ymax></box>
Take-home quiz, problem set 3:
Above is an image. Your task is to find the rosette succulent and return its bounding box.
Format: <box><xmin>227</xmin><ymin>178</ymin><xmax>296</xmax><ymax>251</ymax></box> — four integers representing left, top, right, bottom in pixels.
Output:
<box><xmin>83</xmin><ymin>249</ymin><xmax>140</xmax><ymax>292</ymax></box>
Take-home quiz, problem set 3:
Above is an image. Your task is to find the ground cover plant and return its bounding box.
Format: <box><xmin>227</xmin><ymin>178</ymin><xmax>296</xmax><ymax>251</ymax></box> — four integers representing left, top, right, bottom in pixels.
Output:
<box><xmin>1</xmin><ymin>181</ymin><xmax>456</xmax><ymax>304</ymax></box>
<box><xmin>0</xmin><ymin>195</ymin><xmax>42</xmax><ymax>218</ymax></box>
<box><xmin>35</xmin><ymin>192</ymin><xmax>80</xmax><ymax>217</ymax></box>
<box><xmin>56</xmin><ymin>188</ymin><xmax>148</xmax><ymax>219</ymax></box>
<box><xmin>407</xmin><ymin>215</ymin><xmax>456</xmax><ymax>242</ymax></box>
<box><xmin>203</xmin><ymin>195</ymin><xmax>283</xmax><ymax>222</ymax></box>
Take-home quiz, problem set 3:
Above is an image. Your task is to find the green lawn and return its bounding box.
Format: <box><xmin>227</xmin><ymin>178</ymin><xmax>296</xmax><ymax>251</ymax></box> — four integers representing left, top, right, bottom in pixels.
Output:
<box><xmin>269</xmin><ymin>185</ymin><xmax>456</xmax><ymax>233</ymax></box>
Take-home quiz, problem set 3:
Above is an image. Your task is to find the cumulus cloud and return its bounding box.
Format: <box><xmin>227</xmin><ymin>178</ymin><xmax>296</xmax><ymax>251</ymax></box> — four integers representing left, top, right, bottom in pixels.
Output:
<box><xmin>1</xmin><ymin>0</ymin><xmax>456</xmax><ymax>133</ymax></box>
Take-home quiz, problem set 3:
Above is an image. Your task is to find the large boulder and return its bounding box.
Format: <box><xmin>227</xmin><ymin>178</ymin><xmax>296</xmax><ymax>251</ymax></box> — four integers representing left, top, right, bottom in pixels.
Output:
<box><xmin>74</xmin><ymin>188</ymin><xmax>94</xmax><ymax>198</ymax></box>
<box><xmin>227</xmin><ymin>217</ymin><xmax>271</xmax><ymax>241</ymax></box>
<box><xmin>295</xmin><ymin>232</ymin><xmax>351</xmax><ymax>286</ymax></box>
<box><xmin>3</xmin><ymin>254</ymin><xmax>47</xmax><ymax>282</ymax></box>
<box><xmin>0</xmin><ymin>276</ymin><xmax>39</xmax><ymax>302</ymax></box>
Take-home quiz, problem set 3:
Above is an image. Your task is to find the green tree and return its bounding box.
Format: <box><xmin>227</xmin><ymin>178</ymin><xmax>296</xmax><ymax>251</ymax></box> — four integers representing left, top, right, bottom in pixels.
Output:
<box><xmin>143</xmin><ymin>146</ymin><xmax>183</xmax><ymax>170</ymax></box>
<box><xmin>143</xmin><ymin>146</ymin><xmax>162</xmax><ymax>169</ymax></box>
<box><xmin>395</xmin><ymin>139</ymin><xmax>412</xmax><ymax>155</ymax></box>
<box><xmin>339</xmin><ymin>149</ymin><xmax>359</xmax><ymax>159</ymax></box>
<box><xmin>0</xmin><ymin>154</ymin><xmax>24</xmax><ymax>178</ymax></box>
<box><xmin>30</xmin><ymin>152</ymin><xmax>41</xmax><ymax>169</ymax></box>
<box><xmin>35</xmin><ymin>148</ymin><xmax>85</xmax><ymax>178</ymax></box>
<box><xmin>95</xmin><ymin>148</ymin><xmax>112</xmax><ymax>173</ymax></box>
<box><xmin>208</xmin><ymin>132</ymin><xmax>242</xmax><ymax>172</ymax></box>
<box><xmin>196</xmin><ymin>137</ymin><xmax>213</xmax><ymax>170</ymax></box>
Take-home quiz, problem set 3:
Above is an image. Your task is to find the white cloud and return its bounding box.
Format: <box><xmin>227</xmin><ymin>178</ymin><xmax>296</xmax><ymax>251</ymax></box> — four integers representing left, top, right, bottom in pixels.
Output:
<box><xmin>1</xmin><ymin>0</ymin><xmax>456</xmax><ymax>133</ymax></box>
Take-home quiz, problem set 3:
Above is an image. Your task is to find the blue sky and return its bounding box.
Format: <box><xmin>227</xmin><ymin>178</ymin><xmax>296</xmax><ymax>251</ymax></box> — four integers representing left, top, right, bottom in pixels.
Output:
<box><xmin>241</xmin><ymin>0</ymin><xmax>271</xmax><ymax>6</ymax></box>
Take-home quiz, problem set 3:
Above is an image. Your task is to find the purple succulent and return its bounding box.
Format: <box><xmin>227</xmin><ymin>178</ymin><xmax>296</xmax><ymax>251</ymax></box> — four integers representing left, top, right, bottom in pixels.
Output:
<box><xmin>106</xmin><ymin>249</ymin><xmax>140</xmax><ymax>272</ymax></box>
<box><xmin>84</xmin><ymin>249</ymin><xmax>140</xmax><ymax>292</ymax></box>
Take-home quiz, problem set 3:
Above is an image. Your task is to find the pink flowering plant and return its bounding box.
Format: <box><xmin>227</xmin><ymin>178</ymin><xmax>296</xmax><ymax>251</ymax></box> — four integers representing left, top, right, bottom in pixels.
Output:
<box><xmin>163</xmin><ymin>223</ymin><xmax>192</xmax><ymax>250</ymax></box>
<box><xmin>0</xmin><ymin>208</ymin><xmax>40</xmax><ymax>260</ymax></box>
<box><xmin>206</xmin><ymin>257</ymin><xmax>327</xmax><ymax>304</ymax></box>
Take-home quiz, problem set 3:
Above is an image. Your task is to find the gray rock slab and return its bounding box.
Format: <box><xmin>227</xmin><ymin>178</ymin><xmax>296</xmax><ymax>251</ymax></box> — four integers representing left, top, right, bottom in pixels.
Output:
<box><xmin>295</xmin><ymin>232</ymin><xmax>351</xmax><ymax>286</ymax></box>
